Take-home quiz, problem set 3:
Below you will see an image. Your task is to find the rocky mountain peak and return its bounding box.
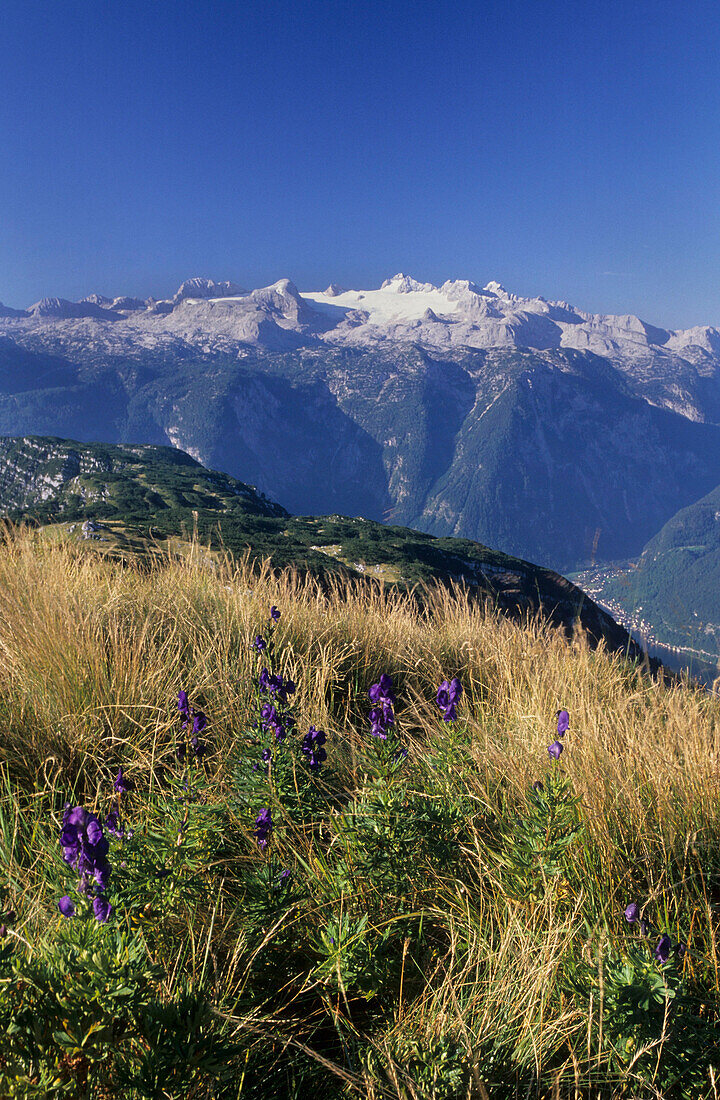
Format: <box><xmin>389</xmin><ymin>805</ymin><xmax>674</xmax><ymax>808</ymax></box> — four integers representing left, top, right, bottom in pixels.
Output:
<box><xmin>28</xmin><ymin>297</ymin><xmax>117</xmax><ymax>320</ymax></box>
<box><xmin>380</xmin><ymin>273</ymin><xmax>437</xmax><ymax>294</ymax></box>
<box><xmin>172</xmin><ymin>277</ymin><xmax>246</xmax><ymax>304</ymax></box>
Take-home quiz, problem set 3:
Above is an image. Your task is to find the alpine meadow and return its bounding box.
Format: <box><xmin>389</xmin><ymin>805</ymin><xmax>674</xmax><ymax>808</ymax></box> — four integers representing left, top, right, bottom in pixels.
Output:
<box><xmin>0</xmin><ymin>524</ymin><xmax>718</xmax><ymax>1096</ymax></box>
<box><xmin>5</xmin><ymin>1</ymin><xmax>720</xmax><ymax>1095</ymax></box>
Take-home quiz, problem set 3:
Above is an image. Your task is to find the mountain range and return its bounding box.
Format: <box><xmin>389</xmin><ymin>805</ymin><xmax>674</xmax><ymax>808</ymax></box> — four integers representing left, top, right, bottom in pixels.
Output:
<box><xmin>2</xmin><ymin>272</ymin><xmax>720</xmax><ymax>650</ymax></box>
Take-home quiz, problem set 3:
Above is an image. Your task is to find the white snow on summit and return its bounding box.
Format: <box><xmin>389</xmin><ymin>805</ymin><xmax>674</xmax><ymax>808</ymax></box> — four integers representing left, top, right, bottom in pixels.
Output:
<box><xmin>7</xmin><ymin>272</ymin><xmax>720</xmax><ymax>377</ymax></box>
<box><xmin>301</xmin><ymin>275</ymin><xmax>467</xmax><ymax>326</ymax></box>
<box><xmin>292</xmin><ymin>273</ymin><xmax>685</xmax><ymax>359</ymax></box>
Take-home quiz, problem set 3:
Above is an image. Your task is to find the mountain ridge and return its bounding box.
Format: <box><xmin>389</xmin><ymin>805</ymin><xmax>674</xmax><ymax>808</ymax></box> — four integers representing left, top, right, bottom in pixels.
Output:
<box><xmin>3</xmin><ymin>274</ymin><xmax>720</xmax><ymax>578</ymax></box>
<box><xmin>2</xmin><ymin>271</ymin><xmax>717</xmax><ymax>364</ymax></box>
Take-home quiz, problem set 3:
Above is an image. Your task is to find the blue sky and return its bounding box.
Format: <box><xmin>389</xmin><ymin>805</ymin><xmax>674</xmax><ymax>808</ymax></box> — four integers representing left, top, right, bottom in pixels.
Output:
<box><xmin>2</xmin><ymin>0</ymin><xmax>720</xmax><ymax>328</ymax></box>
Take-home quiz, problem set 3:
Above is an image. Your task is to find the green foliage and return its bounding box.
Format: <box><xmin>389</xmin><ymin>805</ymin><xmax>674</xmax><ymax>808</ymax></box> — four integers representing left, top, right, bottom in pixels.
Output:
<box><xmin>0</xmin><ymin>921</ymin><xmax>160</xmax><ymax>1097</ymax></box>
<box><xmin>601</xmin><ymin>943</ymin><xmax>681</xmax><ymax>1058</ymax></box>
<box><xmin>363</xmin><ymin>1032</ymin><xmax>470</xmax><ymax>1099</ymax></box>
<box><xmin>565</xmin><ymin>937</ymin><xmax>719</xmax><ymax>1098</ymax></box>
<box><xmin>336</xmin><ymin>779</ymin><xmax>466</xmax><ymax>904</ymax></box>
<box><xmin>0</xmin><ymin>920</ymin><xmax>234</xmax><ymax>1098</ymax></box>
<box><xmin>491</xmin><ymin>768</ymin><xmax>583</xmax><ymax>903</ymax></box>
<box><xmin>0</xmin><ymin>750</ymin><xmax>243</xmax><ymax>1097</ymax></box>
<box><xmin>313</xmin><ymin>910</ymin><xmax>396</xmax><ymax>1000</ymax></box>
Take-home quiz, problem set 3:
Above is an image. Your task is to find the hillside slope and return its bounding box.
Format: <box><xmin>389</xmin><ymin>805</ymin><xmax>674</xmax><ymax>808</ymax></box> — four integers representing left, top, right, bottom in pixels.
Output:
<box><xmin>600</xmin><ymin>484</ymin><xmax>720</xmax><ymax>654</ymax></box>
<box><xmin>0</xmin><ymin>435</ymin><xmax>654</xmax><ymax>665</ymax></box>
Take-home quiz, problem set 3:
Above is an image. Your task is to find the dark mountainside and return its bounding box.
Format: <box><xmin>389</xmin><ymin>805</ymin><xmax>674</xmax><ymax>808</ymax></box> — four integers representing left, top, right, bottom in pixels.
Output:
<box><xmin>601</xmin><ymin>482</ymin><xmax>720</xmax><ymax>653</ymax></box>
<box><xmin>2</xmin><ymin>339</ymin><xmax>720</xmax><ymax>575</ymax></box>
<box><xmin>0</xmin><ymin>435</ymin><xmax>662</xmax><ymax>671</ymax></box>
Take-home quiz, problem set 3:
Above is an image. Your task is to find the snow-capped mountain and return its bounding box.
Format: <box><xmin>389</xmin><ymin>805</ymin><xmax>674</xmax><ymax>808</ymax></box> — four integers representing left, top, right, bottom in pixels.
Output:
<box><xmin>27</xmin><ymin>297</ymin><xmax>120</xmax><ymax>320</ymax></box>
<box><xmin>3</xmin><ymin>271</ymin><xmax>720</xmax><ymax>574</ymax></box>
<box><xmin>2</xmin><ymin>270</ymin><xmax>714</xmax><ymax>357</ymax></box>
<box><xmin>3</xmin><ymin>271</ymin><xmax>719</xmax><ymax>417</ymax></box>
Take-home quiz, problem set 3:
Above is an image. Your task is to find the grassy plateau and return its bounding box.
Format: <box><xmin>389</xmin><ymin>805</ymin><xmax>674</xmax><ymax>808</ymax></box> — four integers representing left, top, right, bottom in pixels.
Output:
<box><xmin>0</xmin><ymin>525</ymin><xmax>718</xmax><ymax>1098</ymax></box>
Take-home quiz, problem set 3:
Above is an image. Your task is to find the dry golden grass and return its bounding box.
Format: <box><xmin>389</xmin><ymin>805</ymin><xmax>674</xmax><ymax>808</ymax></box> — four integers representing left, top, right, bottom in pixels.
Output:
<box><xmin>1</xmin><ymin>523</ymin><xmax>719</xmax><ymax>1095</ymax></box>
<box><xmin>2</xmin><ymin>524</ymin><xmax>719</xmax><ymax>850</ymax></box>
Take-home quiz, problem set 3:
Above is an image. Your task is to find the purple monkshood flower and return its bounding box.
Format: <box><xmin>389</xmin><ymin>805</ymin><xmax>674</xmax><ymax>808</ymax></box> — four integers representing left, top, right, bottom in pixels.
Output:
<box><xmin>369</xmin><ymin>674</ymin><xmax>396</xmax><ymax>738</ymax></box>
<box><xmin>58</xmin><ymin>803</ymin><xmax>113</xmax><ymax>921</ymax></box>
<box><xmin>624</xmin><ymin>902</ymin><xmax>640</xmax><ymax>923</ymax></box>
<box><xmin>260</xmin><ymin>702</ymin><xmax>278</xmax><ymax>724</ymax></box>
<box><xmin>301</xmin><ymin>726</ymin><xmax>327</xmax><ymax>770</ymax></box>
<box><xmin>260</xmin><ymin>702</ymin><xmax>290</xmax><ymax>741</ymax></box>
<box><xmin>60</xmin><ymin>806</ymin><xmax>111</xmax><ymax>891</ymax></box>
<box><xmin>640</xmin><ymin>919</ymin><xmax>651</xmax><ymax>937</ymax></box>
<box><xmin>270</xmin><ymin>606</ymin><xmax>280</xmax><ymax>621</ymax></box>
<box><xmin>113</xmin><ymin>767</ymin><xmax>134</xmax><ymax>794</ymax></box>
<box><xmin>178</xmin><ymin>692</ymin><xmax>207</xmax><ymax>731</ymax></box>
<box><xmin>274</xmin><ymin>868</ymin><xmax>292</xmax><ymax>889</ymax></box>
<box><xmin>93</xmin><ymin>896</ymin><xmax>112</xmax><ymax>923</ymax></box>
<box><xmin>254</xmin><ymin>808</ymin><xmax>272</xmax><ymax>851</ymax></box>
<box><xmin>280</xmin><ymin>675</ymin><xmax>296</xmax><ymax>702</ymax></box>
<box><xmin>255</xmin><ymin>748</ymin><xmax>274</xmax><ymax>774</ymax></box>
<box><xmin>675</xmin><ymin>941</ymin><xmax>687</xmax><ymax>959</ymax></box>
<box><xmin>436</xmin><ymin>677</ymin><xmax>463</xmax><ymax>721</ymax></box>
<box><xmin>93</xmin><ymin>860</ymin><xmax>111</xmax><ymax>892</ymax></box>
<box><xmin>175</xmin><ymin>693</ymin><xmax>211</xmax><ymax>756</ymax></box>
<box><xmin>251</xmin><ymin>748</ymin><xmax>273</xmax><ymax>771</ymax></box>
<box><xmin>259</xmin><ymin>668</ymin><xmax>296</xmax><ymax>704</ymax></box>
<box><xmin>253</xmin><ymin>635</ymin><xmax>267</xmax><ymax>652</ymax></box>
<box><xmin>556</xmin><ymin>710</ymin><xmax>570</xmax><ymax>737</ymax></box>
<box><xmin>369</xmin><ymin>674</ymin><xmax>396</xmax><ymax>706</ymax></box>
<box><xmin>104</xmin><ymin>808</ymin><xmax>124</xmax><ymax>838</ymax></box>
<box><xmin>58</xmin><ymin>895</ymin><xmax>75</xmax><ymax>918</ymax></box>
<box><xmin>260</xmin><ymin>702</ymin><xmax>281</xmax><ymax>734</ymax></box>
<box><xmin>654</xmin><ymin>934</ymin><xmax>672</xmax><ymax>964</ymax></box>
<box><xmin>548</xmin><ymin>741</ymin><xmax>564</xmax><ymax>760</ymax></box>
<box><xmin>369</xmin><ymin>708</ymin><xmax>391</xmax><ymax>738</ymax></box>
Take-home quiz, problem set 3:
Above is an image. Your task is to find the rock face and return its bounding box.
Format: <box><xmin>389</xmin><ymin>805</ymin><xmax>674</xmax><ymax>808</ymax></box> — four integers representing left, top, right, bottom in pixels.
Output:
<box><xmin>81</xmin><ymin>294</ymin><xmax>113</xmax><ymax>307</ymax></box>
<box><xmin>172</xmin><ymin>278</ymin><xmax>246</xmax><ymax>304</ymax></box>
<box><xmin>2</xmin><ymin>273</ymin><xmax>720</xmax><ymax>574</ymax></box>
<box><xmin>0</xmin><ymin>302</ymin><xmax>28</xmax><ymax>318</ymax></box>
<box><xmin>27</xmin><ymin>297</ymin><xmax>118</xmax><ymax>320</ymax></box>
<box><xmin>111</xmin><ymin>297</ymin><xmax>147</xmax><ymax>311</ymax></box>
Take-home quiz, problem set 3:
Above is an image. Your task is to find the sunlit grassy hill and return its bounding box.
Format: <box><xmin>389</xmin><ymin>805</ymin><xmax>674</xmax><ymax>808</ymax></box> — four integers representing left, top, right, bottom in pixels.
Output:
<box><xmin>0</xmin><ymin>435</ymin><xmax>656</xmax><ymax>670</ymax></box>
<box><xmin>0</xmin><ymin>528</ymin><xmax>718</xmax><ymax>1097</ymax></box>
